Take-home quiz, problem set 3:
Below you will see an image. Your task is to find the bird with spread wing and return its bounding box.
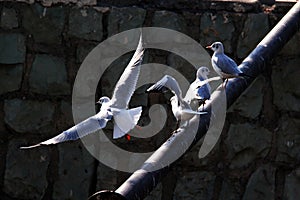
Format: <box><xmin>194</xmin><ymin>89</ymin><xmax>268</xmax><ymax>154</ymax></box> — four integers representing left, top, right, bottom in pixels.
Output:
<box><xmin>147</xmin><ymin>74</ymin><xmax>219</xmax><ymax>128</ymax></box>
<box><xmin>21</xmin><ymin>34</ymin><xmax>145</xmax><ymax>149</ymax></box>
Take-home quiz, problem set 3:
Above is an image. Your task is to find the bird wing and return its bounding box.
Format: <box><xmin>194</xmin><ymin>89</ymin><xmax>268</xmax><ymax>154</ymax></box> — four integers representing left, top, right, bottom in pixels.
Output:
<box><xmin>197</xmin><ymin>84</ymin><xmax>210</xmax><ymax>100</ymax></box>
<box><xmin>147</xmin><ymin>75</ymin><xmax>183</xmax><ymax>100</ymax></box>
<box><xmin>113</xmin><ymin>123</ymin><xmax>127</xmax><ymax>139</ymax></box>
<box><xmin>184</xmin><ymin>76</ymin><xmax>219</xmax><ymax>103</ymax></box>
<box><xmin>184</xmin><ymin>79</ymin><xmax>198</xmax><ymax>103</ymax></box>
<box><xmin>181</xmin><ymin>109</ymin><xmax>207</xmax><ymax>115</ymax></box>
<box><xmin>110</xmin><ymin>34</ymin><xmax>145</xmax><ymax>108</ymax></box>
<box><xmin>20</xmin><ymin>113</ymin><xmax>110</xmax><ymax>149</ymax></box>
<box><xmin>213</xmin><ymin>54</ymin><xmax>242</xmax><ymax>75</ymax></box>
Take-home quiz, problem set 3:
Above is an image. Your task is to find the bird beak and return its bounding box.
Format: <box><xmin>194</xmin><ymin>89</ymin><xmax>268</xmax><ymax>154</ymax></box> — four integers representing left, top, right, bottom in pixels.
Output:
<box><xmin>206</xmin><ymin>45</ymin><xmax>212</xmax><ymax>49</ymax></box>
<box><xmin>96</xmin><ymin>101</ymin><xmax>101</xmax><ymax>105</ymax></box>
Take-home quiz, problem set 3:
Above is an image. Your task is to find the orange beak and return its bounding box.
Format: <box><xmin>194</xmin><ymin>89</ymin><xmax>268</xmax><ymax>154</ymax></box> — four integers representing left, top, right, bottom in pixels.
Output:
<box><xmin>206</xmin><ymin>45</ymin><xmax>212</xmax><ymax>49</ymax></box>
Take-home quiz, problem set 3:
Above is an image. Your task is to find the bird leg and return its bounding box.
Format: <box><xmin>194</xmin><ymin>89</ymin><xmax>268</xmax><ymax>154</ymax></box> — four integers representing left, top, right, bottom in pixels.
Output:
<box><xmin>174</xmin><ymin>121</ymin><xmax>181</xmax><ymax>133</ymax></box>
<box><xmin>224</xmin><ymin>78</ymin><xmax>229</xmax><ymax>88</ymax></box>
<box><xmin>222</xmin><ymin>78</ymin><xmax>226</xmax><ymax>88</ymax></box>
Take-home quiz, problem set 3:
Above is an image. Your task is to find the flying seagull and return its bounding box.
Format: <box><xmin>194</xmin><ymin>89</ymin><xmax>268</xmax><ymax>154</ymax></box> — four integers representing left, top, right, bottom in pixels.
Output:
<box><xmin>21</xmin><ymin>34</ymin><xmax>145</xmax><ymax>149</ymax></box>
<box><xmin>184</xmin><ymin>66</ymin><xmax>215</xmax><ymax>110</ymax></box>
<box><xmin>147</xmin><ymin>75</ymin><xmax>218</xmax><ymax>128</ymax></box>
<box><xmin>206</xmin><ymin>41</ymin><xmax>251</xmax><ymax>86</ymax></box>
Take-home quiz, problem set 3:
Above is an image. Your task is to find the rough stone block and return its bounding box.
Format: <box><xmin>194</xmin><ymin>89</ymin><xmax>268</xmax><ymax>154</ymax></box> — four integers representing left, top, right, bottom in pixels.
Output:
<box><xmin>279</xmin><ymin>31</ymin><xmax>300</xmax><ymax>56</ymax></box>
<box><xmin>284</xmin><ymin>168</ymin><xmax>300</xmax><ymax>200</ymax></box>
<box><xmin>4</xmin><ymin>138</ymin><xmax>50</xmax><ymax>200</ymax></box>
<box><xmin>23</xmin><ymin>4</ymin><xmax>65</xmax><ymax>44</ymax></box>
<box><xmin>152</xmin><ymin>10</ymin><xmax>187</xmax><ymax>33</ymax></box>
<box><xmin>200</xmin><ymin>13</ymin><xmax>235</xmax><ymax>53</ymax></box>
<box><xmin>1</xmin><ymin>7</ymin><xmax>18</xmax><ymax>29</ymax></box>
<box><xmin>52</xmin><ymin>142</ymin><xmax>95</xmax><ymax>200</ymax></box>
<box><xmin>272</xmin><ymin>57</ymin><xmax>300</xmax><ymax>112</ymax></box>
<box><xmin>68</xmin><ymin>8</ymin><xmax>103</xmax><ymax>41</ymax></box>
<box><xmin>173</xmin><ymin>171</ymin><xmax>215</xmax><ymax>199</ymax></box>
<box><xmin>219</xmin><ymin>179</ymin><xmax>242</xmax><ymax>200</ymax></box>
<box><xmin>225</xmin><ymin>123</ymin><xmax>272</xmax><ymax>169</ymax></box>
<box><xmin>228</xmin><ymin>75</ymin><xmax>265</xmax><ymax>119</ymax></box>
<box><xmin>0</xmin><ymin>33</ymin><xmax>25</xmax><ymax>64</ymax></box>
<box><xmin>144</xmin><ymin>183</ymin><xmax>162</xmax><ymax>200</ymax></box>
<box><xmin>242</xmin><ymin>165</ymin><xmax>275</xmax><ymax>200</ymax></box>
<box><xmin>29</xmin><ymin>54</ymin><xmax>70</xmax><ymax>95</ymax></box>
<box><xmin>57</xmin><ymin>101</ymin><xmax>74</xmax><ymax>130</ymax></box>
<box><xmin>108</xmin><ymin>7</ymin><xmax>146</xmax><ymax>37</ymax></box>
<box><xmin>276</xmin><ymin>117</ymin><xmax>300</xmax><ymax>163</ymax></box>
<box><xmin>76</xmin><ymin>42</ymin><xmax>97</xmax><ymax>63</ymax></box>
<box><xmin>0</xmin><ymin>64</ymin><xmax>23</xmax><ymax>94</ymax></box>
<box><xmin>237</xmin><ymin>13</ymin><xmax>269</xmax><ymax>58</ymax></box>
<box><xmin>38</xmin><ymin>0</ymin><xmax>97</xmax><ymax>7</ymax></box>
<box><xmin>96</xmin><ymin>162</ymin><xmax>118</xmax><ymax>191</ymax></box>
<box><xmin>4</xmin><ymin>99</ymin><xmax>55</xmax><ymax>134</ymax></box>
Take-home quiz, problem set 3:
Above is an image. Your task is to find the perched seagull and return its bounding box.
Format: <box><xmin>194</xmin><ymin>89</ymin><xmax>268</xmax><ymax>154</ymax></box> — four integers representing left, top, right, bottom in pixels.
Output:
<box><xmin>206</xmin><ymin>41</ymin><xmax>251</xmax><ymax>86</ymax></box>
<box><xmin>21</xmin><ymin>34</ymin><xmax>145</xmax><ymax>149</ymax></box>
<box><xmin>147</xmin><ymin>75</ymin><xmax>218</xmax><ymax>128</ymax></box>
<box><xmin>184</xmin><ymin>66</ymin><xmax>215</xmax><ymax>110</ymax></box>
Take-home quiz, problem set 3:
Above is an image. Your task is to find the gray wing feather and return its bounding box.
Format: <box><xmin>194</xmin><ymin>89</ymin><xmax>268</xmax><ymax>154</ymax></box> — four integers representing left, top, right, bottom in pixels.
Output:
<box><xmin>20</xmin><ymin>115</ymin><xmax>109</xmax><ymax>149</ymax></box>
<box><xmin>110</xmin><ymin>34</ymin><xmax>145</xmax><ymax>108</ymax></box>
<box><xmin>147</xmin><ymin>75</ymin><xmax>183</xmax><ymax>100</ymax></box>
<box><xmin>214</xmin><ymin>54</ymin><xmax>242</xmax><ymax>75</ymax></box>
<box><xmin>197</xmin><ymin>84</ymin><xmax>210</xmax><ymax>100</ymax></box>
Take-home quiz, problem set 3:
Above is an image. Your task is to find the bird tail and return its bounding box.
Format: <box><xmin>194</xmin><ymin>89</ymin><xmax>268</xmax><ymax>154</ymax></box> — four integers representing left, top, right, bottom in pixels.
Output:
<box><xmin>113</xmin><ymin>107</ymin><xmax>142</xmax><ymax>134</ymax></box>
<box><xmin>113</xmin><ymin>123</ymin><xmax>127</xmax><ymax>139</ymax></box>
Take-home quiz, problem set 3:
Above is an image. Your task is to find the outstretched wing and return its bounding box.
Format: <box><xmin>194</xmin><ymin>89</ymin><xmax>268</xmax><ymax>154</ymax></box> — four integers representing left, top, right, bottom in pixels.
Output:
<box><xmin>147</xmin><ymin>75</ymin><xmax>183</xmax><ymax>100</ymax></box>
<box><xmin>213</xmin><ymin>54</ymin><xmax>241</xmax><ymax>75</ymax></box>
<box><xmin>110</xmin><ymin>34</ymin><xmax>145</xmax><ymax>108</ymax></box>
<box><xmin>20</xmin><ymin>115</ymin><xmax>110</xmax><ymax>149</ymax></box>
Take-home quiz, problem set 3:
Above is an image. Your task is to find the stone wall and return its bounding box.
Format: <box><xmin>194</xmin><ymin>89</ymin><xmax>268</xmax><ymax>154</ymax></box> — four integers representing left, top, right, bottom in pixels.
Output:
<box><xmin>0</xmin><ymin>1</ymin><xmax>299</xmax><ymax>200</ymax></box>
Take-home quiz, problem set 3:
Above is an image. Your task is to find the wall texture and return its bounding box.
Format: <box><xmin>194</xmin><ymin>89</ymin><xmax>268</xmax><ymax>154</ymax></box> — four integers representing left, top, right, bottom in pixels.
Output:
<box><xmin>0</xmin><ymin>1</ymin><xmax>299</xmax><ymax>200</ymax></box>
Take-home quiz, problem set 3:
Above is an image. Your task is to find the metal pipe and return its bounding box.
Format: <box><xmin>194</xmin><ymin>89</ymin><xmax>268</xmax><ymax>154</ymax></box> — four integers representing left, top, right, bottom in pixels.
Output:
<box><xmin>89</xmin><ymin>2</ymin><xmax>300</xmax><ymax>200</ymax></box>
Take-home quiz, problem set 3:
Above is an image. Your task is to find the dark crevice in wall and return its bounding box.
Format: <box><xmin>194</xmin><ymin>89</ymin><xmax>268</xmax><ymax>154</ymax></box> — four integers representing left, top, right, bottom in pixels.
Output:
<box><xmin>275</xmin><ymin>167</ymin><xmax>286</xmax><ymax>200</ymax></box>
<box><xmin>101</xmin><ymin>8</ymin><xmax>109</xmax><ymax>40</ymax></box>
<box><xmin>231</xmin><ymin>13</ymin><xmax>247</xmax><ymax>61</ymax></box>
<box><xmin>88</xmin><ymin>160</ymin><xmax>99</xmax><ymax>196</ymax></box>
<box><xmin>261</xmin><ymin>63</ymin><xmax>279</xmax><ymax>131</ymax></box>
<box><xmin>161</xmin><ymin>169</ymin><xmax>177</xmax><ymax>200</ymax></box>
<box><xmin>42</xmin><ymin>147</ymin><xmax>59</xmax><ymax>200</ymax></box>
<box><xmin>212</xmin><ymin>175</ymin><xmax>223</xmax><ymax>200</ymax></box>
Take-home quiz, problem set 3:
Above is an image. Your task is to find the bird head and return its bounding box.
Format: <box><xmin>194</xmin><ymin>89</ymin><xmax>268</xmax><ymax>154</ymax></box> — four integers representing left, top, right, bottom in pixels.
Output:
<box><xmin>206</xmin><ymin>42</ymin><xmax>224</xmax><ymax>53</ymax></box>
<box><xmin>196</xmin><ymin>66</ymin><xmax>210</xmax><ymax>79</ymax></box>
<box><xmin>96</xmin><ymin>96</ymin><xmax>110</xmax><ymax>104</ymax></box>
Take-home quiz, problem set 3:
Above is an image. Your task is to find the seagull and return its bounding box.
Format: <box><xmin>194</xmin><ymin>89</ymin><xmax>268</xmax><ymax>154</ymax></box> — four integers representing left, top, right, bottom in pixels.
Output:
<box><xmin>147</xmin><ymin>75</ymin><xmax>218</xmax><ymax>128</ymax></box>
<box><xmin>206</xmin><ymin>41</ymin><xmax>251</xmax><ymax>86</ymax></box>
<box><xmin>184</xmin><ymin>66</ymin><xmax>214</xmax><ymax>110</ymax></box>
<box><xmin>21</xmin><ymin>34</ymin><xmax>145</xmax><ymax>149</ymax></box>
